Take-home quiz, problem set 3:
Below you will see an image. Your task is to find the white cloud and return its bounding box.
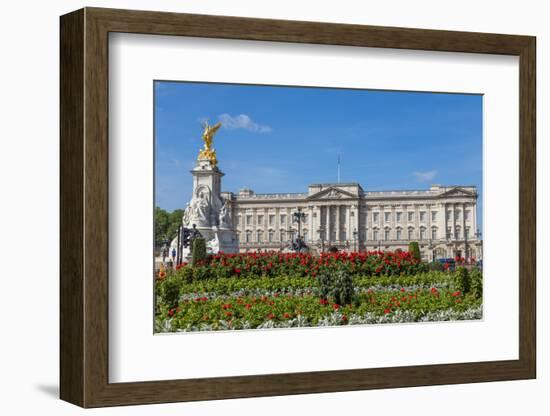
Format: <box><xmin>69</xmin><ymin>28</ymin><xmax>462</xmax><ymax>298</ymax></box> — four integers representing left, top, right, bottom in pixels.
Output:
<box><xmin>413</xmin><ymin>170</ymin><xmax>437</xmax><ymax>182</ymax></box>
<box><xmin>218</xmin><ymin>113</ymin><xmax>272</xmax><ymax>133</ymax></box>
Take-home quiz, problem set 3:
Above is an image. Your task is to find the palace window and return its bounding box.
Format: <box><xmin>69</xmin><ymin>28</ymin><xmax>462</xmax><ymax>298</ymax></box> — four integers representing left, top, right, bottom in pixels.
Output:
<box><xmin>431</xmin><ymin>227</ymin><xmax>437</xmax><ymax>240</ymax></box>
<box><xmin>431</xmin><ymin>211</ymin><xmax>437</xmax><ymax>221</ymax></box>
<box><xmin>246</xmin><ymin>215</ymin><xmax>252</xmax><ymax>226</ymax></box>
<box><xmin>446</xmin><ymin>227</ymin><xmax>452</xmax><ymax>240</ymax></box>
<box><xmin>269</xmin><ymin>215</ymin><xmax>275</xmax><ymax>226</ymax></box>
<box><xmin>245</xmin><ymin>231</ymin><xmax>251</xmax><ymax>243</ymax></box>
<box><xmin>303</xmin><ymin>230</ymin><xmax>308</xmax><ymax>241</ymax></box>
<box><xmin>257</xmin><ymin>230</ymin><xmax>263</xmax><ymax>243</ymax></box>
<box><xmin>408</xmin><ymin>212</ymin><xmax>414</xmax><ymax>222</ymax></box>
<box><xmin>465</xmin><ymin>227</ymin><xmax>470</xmax><ymax>239</ymax></box>
<box><xmin>384</xmin><ymin>229</ymin><xmax>390</xmax><ymax>241</ymax></box>
<box><xmin>373</xmin><ymin>212</ymin><xmax>379</xmax><ymax>223</ymax></box>
<box><xmin>280</xmin><ymin>230</ymin><xmax>285</xmax><ymax>242</ymax></box>
<box><xmin>396</xmin><ymin>228</ymin><xmax>402</xmax><ymax>240</ymax></box>
<box><xmin>384</xmin><ymin>212</ymin><xmax>391</xmax><ymax>223</ymax></box>
<box><xmin>280</xmin><ymin>214</ymin><xmax>286</xmax><ymax>225</ymax></box>
<box><xmin>408</xmin><ymin>227</ymin><xmax>414</xmax><ymax>240</ymax></box>
<box><xmin>257</xmin><ymin>215</ymin><xmax>264</xmax><ymax>226</ymax></box>
<box><xmin>373</xmin><ymin>229</ymin><xmax>379</xmax><ymax>241</ymax></box>
<box><xmin>237</xmin><ymin>216</ymin><xmax>241</xmax><ymax>226</ymax></box>
<box><xmin>396</xmin><ymin>212</ymin><xmax>402</xmax><ymax>222</ymax></box>
<box><xmin>420</xmin><ymin>227</ymin><xmax>426</xmax><ymax>240</ymax></box>
<box><xmin>419</xmin><ymin>211</ymin><xmax>426</xmax><ymax>222</ymax></box>
<box><xmin>268</xmin><ymin>230</ymin><xmax>274</xmax><ymax>242</ymax></box>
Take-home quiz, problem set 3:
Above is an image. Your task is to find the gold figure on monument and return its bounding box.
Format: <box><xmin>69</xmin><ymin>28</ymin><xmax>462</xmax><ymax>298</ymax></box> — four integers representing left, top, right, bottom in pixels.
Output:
<box><xmin>198</xmin><ymin>120</ymin><xmax>222</xmax><ymax>167</ymax></box>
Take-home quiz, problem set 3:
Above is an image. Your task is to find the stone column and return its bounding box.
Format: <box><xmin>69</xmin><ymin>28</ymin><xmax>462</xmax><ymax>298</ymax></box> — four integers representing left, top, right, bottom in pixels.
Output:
<box><xmin>472</xmin><ymin>201</ymin><xmax>478</xmax><ymax>239</ymax></box>
<box><xmin>414</xmin><ymin>204</ymin><xmax>420</xmax><ymax>240</ymax></box>
<box><xmin>307</xmin><ymin>205</ymin><xmax>314</xmax><ymax>242</ymax></box>
<box><xmin>390</xmin><ymin>205</ymin><xmax>396</xmax><ymax>241</ymax></box>
<box><xmin>325</xmin><ymin>205</ymin><xmax>331</xmax><ymax>243</ymax></box>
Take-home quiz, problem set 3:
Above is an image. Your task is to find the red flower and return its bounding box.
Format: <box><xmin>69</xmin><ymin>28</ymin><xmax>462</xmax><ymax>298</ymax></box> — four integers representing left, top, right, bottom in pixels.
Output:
<box><xmin>245</xmin><ymin>303</ymin><xmax>252</xmax><ymax>309</ymax></box>
<box><xmin>225</xmin><ymin>312</ymin><xmax>233</xmax><ymax>317</ymax></box>
<box><xmin>168</xmin><ymin>309</ymin><xmax>174</xmax><ymax>316</ymax></box>
<box><xmin>332</xmin><ymin>303</ymin><xmax>340</xmax><ymax>310</ymax></box>
<box><xmin>267</xmin><ymin>313</ymin><xmax>275</xmax><ymax>320</ymax></box>
<box><xmin>319</xmin><ymin>298</ymin><xmax>329</xmax><ymax>306</ymax></box>
<box><xmin>234</xmin><ymin>268</ymin><xmax>241</xmax><ymax>274</ymax></box>
<box><xmin>384</xmin><ymin>309</ymin><xmax>391</xmax><ymax>314</ymax></box>
<box><xmin>452</xmin><ymin>291</ymin><xmax>461</xmax><ymax>297</ymax></box>
<box><xmin>283</xmin><ymin>312</ymin><xmax>291</xmax><ymax>319</ymax></box>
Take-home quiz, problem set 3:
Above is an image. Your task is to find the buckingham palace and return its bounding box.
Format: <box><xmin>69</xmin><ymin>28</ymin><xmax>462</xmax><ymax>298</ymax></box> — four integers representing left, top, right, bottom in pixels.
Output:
<box><xmin>222</xmin><ymin>182</ymin><xmax>482</xmax><ymax>261</ymax></box>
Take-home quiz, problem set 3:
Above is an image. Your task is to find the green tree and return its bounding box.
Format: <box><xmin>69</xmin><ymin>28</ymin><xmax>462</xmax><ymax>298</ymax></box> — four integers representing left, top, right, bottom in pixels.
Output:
<box><xmin>408</xmin><ymin>241</ymin><xmax>421</xmax><ymax>262</ymax></box>
<box><xmin>191</xmin><ymin>237</ymin><xmax>207</xmax><ymax>267</ymax></box>
<box><xmin>154</xmin><ymin>206</ymin><xmax>170</xmax><ymax>246</ymax></box>
<box><xmin>154</xmin><ymin>207</ymin><xmax>185</xmax><ymax>247</ymax></box>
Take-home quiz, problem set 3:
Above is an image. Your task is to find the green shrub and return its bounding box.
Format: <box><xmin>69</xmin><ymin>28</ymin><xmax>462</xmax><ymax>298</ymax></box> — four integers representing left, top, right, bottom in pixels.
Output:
<box><xmin>175</xmin><ymin>266</ymin><xmax>194</xmax><ymax>283</ymax></box>
<box><xmin>161</xmin><ymin>275</ymin><xmax>183</xmax><ymax>309</ymax></box>
<box><xmin>470</xmin><ymin>268</ymin><xmax>483</xmax><ymax>299</ymax></box>
<box><xmin>317</xmin><ymin>268</ymin><xmax>354</xmax><ymax>305</ymax></box>
<box><xmin>191</xmin><ymin>237</ymin><xmax>207</xmax><ymax>267</ymax></box>
<box><xmin>408</xmin><ymin>242</ymin><xmax>421</xmax><ymax>262</ymax></box>
<box><xmin>317</xmin><ymin>268</ymin><xmax>333</xmax><ymax>300</ymax></box>
<box><xmin>454</xmin><ymin>267</ymin><xmax>471</xmax><ymax>294</ymax></box>
<box><xmin>333</xmin><ymin>269</ymin><xmax>354</xmax><ymax>305</ymax></box>
<box><xmin>193</xmin><ymin>265</ymin><xmax>212</xmax><ymax>281</ymax></box>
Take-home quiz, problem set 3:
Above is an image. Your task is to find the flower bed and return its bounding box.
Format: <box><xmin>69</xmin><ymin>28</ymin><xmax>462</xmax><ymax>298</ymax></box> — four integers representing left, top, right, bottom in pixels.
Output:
<box><xmin>156</xmin><ymin>286</ymin><xmax>481</xmax><ymax>332</ymax></box>
<box><xmin>155</xmin><ymin>251</ymin><xmax>482</xmax><ymax>332</ymax></box>
<box><xmin>174</xmin><ymin>250</ymin><xmax>428</xmax><ymax>280</ymax></box>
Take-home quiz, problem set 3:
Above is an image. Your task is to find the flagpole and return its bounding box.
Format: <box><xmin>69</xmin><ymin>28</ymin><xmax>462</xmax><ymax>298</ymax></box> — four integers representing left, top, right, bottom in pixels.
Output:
<box><xmin>337</xmin><ymin>154</ymin><xmax>341</xmax><ymax>183</ymax></box>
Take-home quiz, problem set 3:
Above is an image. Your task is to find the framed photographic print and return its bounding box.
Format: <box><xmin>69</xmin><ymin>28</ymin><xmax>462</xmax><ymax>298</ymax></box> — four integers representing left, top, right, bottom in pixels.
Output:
<box><xmin>60</xmin><ymin>7</ymin><xmax>536</xmax><ymax>408</ymax></box>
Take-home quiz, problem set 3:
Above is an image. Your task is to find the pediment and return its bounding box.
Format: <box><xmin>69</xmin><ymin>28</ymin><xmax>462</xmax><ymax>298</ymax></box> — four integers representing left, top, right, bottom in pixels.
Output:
<box><xmin>439</xmin><ymin>187</ymin><xmax>476</xmax><ymax>198</ymax></box>
<box><xmin>307</xmin><ymin>186</ymin><xmax>357</xmax><ymax>200</ymax></box>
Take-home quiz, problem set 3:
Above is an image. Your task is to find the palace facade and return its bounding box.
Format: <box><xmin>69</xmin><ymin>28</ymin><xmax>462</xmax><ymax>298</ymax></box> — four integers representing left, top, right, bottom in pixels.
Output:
<box><xmin>222</xmin><ymin>183</ymin><xmax>482</xmax><ymax>261</ymax></box>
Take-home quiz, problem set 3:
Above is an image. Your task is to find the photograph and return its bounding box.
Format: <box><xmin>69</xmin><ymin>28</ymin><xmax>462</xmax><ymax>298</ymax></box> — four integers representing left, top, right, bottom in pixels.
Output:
<box><xmin>153</xmin><ymin>81</ymin><xmax>484</xmax><ymax>333</ymax></box>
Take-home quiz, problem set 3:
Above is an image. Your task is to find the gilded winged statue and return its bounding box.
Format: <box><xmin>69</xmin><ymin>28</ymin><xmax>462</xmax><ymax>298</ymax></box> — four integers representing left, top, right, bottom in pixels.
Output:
<box><xmin>198</xmin><ymin>121</ymin><xmax>222</xmax><ymax>167</ymax></box>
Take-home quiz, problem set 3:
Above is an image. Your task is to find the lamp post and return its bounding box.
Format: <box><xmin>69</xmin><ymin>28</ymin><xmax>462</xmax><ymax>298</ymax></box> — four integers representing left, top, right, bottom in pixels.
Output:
<box><xmin>353</xmin><ymin>228</ymin><xmax>358</xmax><ymax>252</ymax></box>
<box><xmin>292</xmin><ymin>207</ymin><xmax>306</xmax><ymax>252</ymax></box>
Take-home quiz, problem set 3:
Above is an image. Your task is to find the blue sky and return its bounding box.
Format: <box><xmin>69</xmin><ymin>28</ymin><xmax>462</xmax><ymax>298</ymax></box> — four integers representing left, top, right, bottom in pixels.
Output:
<box><xmin>155</xmin><ymin>81</ymin><xmax>482</xmax><ymax>227</ymax></box>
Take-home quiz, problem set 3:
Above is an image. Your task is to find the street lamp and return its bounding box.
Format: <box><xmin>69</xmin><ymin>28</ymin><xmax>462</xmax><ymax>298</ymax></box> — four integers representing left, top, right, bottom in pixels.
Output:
<box><xmin>353</xmin><ymin>228</ymin><xmax>358</xmax><ymax>252</ymax></box>
<box><xmin>292</xmin><ymin>207</ymin><xmax>306</xmax><ymax>252</ymax></box>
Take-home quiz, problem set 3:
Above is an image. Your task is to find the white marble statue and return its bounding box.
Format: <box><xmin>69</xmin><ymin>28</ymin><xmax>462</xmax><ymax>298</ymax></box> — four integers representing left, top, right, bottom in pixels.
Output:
<box><xmin>189</xmin><ymin>192</ymin><xmax>209</xmax><ymax>226</ymax></box>
<box><xmin>219</xmin><ymin>200</ymin><xmax>232</xmax><ymax>228</ymax></box>
<box><xmin>182</xmin><ymin>202</ymin><xmax>192</xmax><ymax>226</ymax></box>
<box><xmin>206</xmin><ymin>233</ymin><xmax>220</xmax><ymax>254</ymax></box>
